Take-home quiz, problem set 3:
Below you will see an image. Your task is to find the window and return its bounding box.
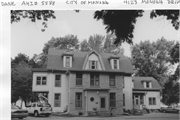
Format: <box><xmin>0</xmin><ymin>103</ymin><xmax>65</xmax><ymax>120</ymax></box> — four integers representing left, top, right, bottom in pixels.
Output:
<box><xmin>123</xmin><ymin>94</ymin><xmax>125</xmax><ymax>106</ymax></box>
<box><xmin>76</xmin><ymin>73</ymin><xmax>82</xmax><ymax>86</ymax></box>
<box><xmin>89</xmin><ymin>60</ymin><xmax>98</xmax><ymax>69</ymax></box>
<box><xmin>110</xmin><ymin>93</ymin><xmax>116</xmax><ymax>107</ymax></box>
<box><xmin>149</xmin><ymin>97</ymin><xmax>156</xmax><ymax>105</ymax></box>
<box><xmin>65</xmin><ymin>56</ymin><xmax>70</xmax><ymax>67</ymax></box>
<box><xmin>146</xmin><ymin>82</ymin><xmax>150</xmax><ymax>88</ymax></box>
<box><xmin>36</xmin><ymin>76</ymin><xmax>47</xmax><ymax>85</ymax></box>
<box><xmin>75</xmin><ymin>93</ymin><xmax>82</xmax><ymax>107</ymax></box>
<box><xmin>109</xmin><ymin>74</ymin><xmax>115</xmax><ymax>86</ymax></box>
<box><xmin>54</xmin><ymin>94</ymin><xmax>61</xmax><ymax>107</ymax></box>
<box><xmin>55</xmin><ymin>75</ymin><xmax>61</xmax><ymax>87</ymax></box>
<box><xmin>114</xmin><ymin>59</ymin><xmax>118</xmax><ymax>69</ymax></box>
<box><xmin>140</xmin><ymin>96</ymin><xmax>144</xmax><ymax>105</ymax></box>
<box><xmin>90</xmin><ymin>73</ymin><xmax>99</xmax><ymax>86</ymax></box>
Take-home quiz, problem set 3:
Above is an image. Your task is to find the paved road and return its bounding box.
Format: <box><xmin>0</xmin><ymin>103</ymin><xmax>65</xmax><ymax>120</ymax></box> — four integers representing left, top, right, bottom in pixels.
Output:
<box><xmin>12</xmin><ymin>113</ymin><xmax>179</xmax><ymax>120</ymax></box>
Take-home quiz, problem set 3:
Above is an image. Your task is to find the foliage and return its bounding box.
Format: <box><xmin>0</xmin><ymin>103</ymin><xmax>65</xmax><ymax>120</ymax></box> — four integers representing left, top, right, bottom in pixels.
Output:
<box><xmin>94</xmin><ymin>10</ymin><xmax>144</xmax><ymax>45</ymax></box>
<box><xmin>80</xmin><ymin>39</ymin><xmax>91</xmax><ymax>52</ymax></box>
<box><xmin>11</xmin><ymin>10</ymin><xmax>56</xmax><ymax>31</ymax></box>
<box><xmin>38</xmin><ymin>34</ymin><xmax>80</xmax><ymax>68</ymax></box>
<box><xmin>161</xmin><ymin>42</ymin><xmax>179</xmax><ymax>105</ymax></box>
<box><xmin>43</xmin><ymin>34</ymin><xmax>79</xmax><ymax>54</ymax></box>
<box><xmin>94</xmin><ymin>10</ymin><xmax>179</xmax><ymax>45</ymax></box>
<box><xmin>150</xmin><ymin>10</ymin><xmax>179</xmax><ymax>30</ymax></box>
<box><xmin>131</xmin><ymin>37</ymin><xmax>175</xmax><ymax>86</ymax></box>
<box><xmin>170</xmin><ymin>42</ymin><xmax>179</xmax><ymax>64</ymax></box>
<box><xmin>11</xmin><ymin>53</ymin><xmax>40</xmax><ymax>103</ymax></box>
<box><xmin>80</xmin><ymin>34</ymin><xmax>124</xmax><ymax>54</ymax></box>
<box><xmin>161</xmin><ymin>78</ymin><xmax>179</xmax><ymax>106</ymax></box>
<box><xmin>11</xmin><ymin>61</ymin><xmax>32</xmax><ymax>103</ymax></box>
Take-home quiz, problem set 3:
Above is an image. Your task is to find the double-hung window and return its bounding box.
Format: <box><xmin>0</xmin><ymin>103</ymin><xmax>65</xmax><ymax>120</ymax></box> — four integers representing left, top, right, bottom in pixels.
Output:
<box><xmin>110</xmin><ymin>93</ymin><xmax>116</xmax><ymax>107</ymax></box>
<box><xmin>65</xmin><ymin>56</ymin><xmax>70</xmax><ymax>67</ymax></box>
<box><xmin>75</xmin><ymin>93</ymin><xmax>82</xmax><ymax>107</ymax></box>
<box><xmin>89</xmin><ymin>60</ymin><xmax>98</xmax><ymax>69</ymax></box>
<box><xmin>149</xmin><ymin>97</ymin><xmax>156</xmax><ymax>105</ymax></box>
<box><xmin>90</xmin><ymin>73</ymin><xmax>99</xmax><ymax>86</ymax></box>
<box><xmin>76</xmin><ymin>73</ymin><xmax>82</xmax><ymax>86</ymax></box>
<box><xmin>114</xmin><ymin>59</ymin><xmax>118</xmax><ymax>69</ymax></box>
<box><xmin>36</xmin><ymin>76</ymin><xmax>47</xmax><ymax>85</ymax></box>
<box><xmin>109</xmin><ymin>74</ymin><xmax>115</xmax><ymax>86</ymax></box>
<box><xmin>55</xmin><ymin>75</ymin><xmax>61</xmax><ymax>87</ymax></box>
<box><xmin>54</xmin><ymin>93</ymin><xmax>61</xmax><ymax>107</ymax></box>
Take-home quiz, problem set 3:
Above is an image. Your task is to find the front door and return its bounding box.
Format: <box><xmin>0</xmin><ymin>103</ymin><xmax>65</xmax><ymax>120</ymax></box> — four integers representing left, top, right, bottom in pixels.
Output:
<box><xmin>100</xmin><ymin>97</ymin><xmax>106</xmax><ymax>111</ymax></box>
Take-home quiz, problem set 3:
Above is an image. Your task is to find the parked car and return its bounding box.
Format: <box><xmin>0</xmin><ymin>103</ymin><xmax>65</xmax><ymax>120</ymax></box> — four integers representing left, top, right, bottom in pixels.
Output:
<box><xmin>161</xmin><ymin>106</ymin><xmax>179</xmax><ymax>113</ymax></box>
<box><xmin>27</xmin><ymin>102</ymin><xmax>52</xmax><ymax>117</ymax></box>
<box><xmin>11</xmin><ymin>105</ymin><xmax>28</xmax><ymax>119</ymax></box>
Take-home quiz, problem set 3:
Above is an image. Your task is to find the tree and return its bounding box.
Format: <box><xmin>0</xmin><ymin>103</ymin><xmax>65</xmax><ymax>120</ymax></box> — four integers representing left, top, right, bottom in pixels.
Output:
<box><xmin>37</xmin><ymin>34</ymin><xmax>80</xmax><ymax>68</ymax></box>
<box><xmin>87</xmin><ymin>34</ymin><xmax>105</xmax><ymax>52</ymax></box>
<box><xmin>11</xmin><ymin>62</ymin><xmax>32</xmax><ymax>104</ymax></box>
<box><xmin>80</xmin><ymin>39</ymin><xmax>91</xmax><ymax>52</ymax></box>
<box><xmin>131</xmin><ymin>37</ymin><xmax>175</xmax><ymax>86</ymax></box>
<box><xmin>11</xmin><ymin>53</ymin><xmax>41</xmax><ymax>105</ymax></box>
<box><xmin>11</xmin><ymin>10</ymin><xmax>56</xmax><ymax>32</ymax></box>
<box><xmin>94</xmin><ymin>10</ymin><xmax>179</xmax><ymax>45</ymax></box>
<box><xmin>103</xmin><ymin>34</ymin><xmax>124</xmax><ymax>54</ymax></box>
<box><xmin>80</xmin><ymin>34</ymin><xmax>124</xmax><ymax>54</ymax></box>
<box><xmin>150</xmin><ymin>10</ymin><xmax>179</xmax><ymax>30</ymax></box>
<box><xmin>161</xmin><ymin>42</ymin><xmax>179</xmax><ymax>105</ymax></box>
<box><xmin>161</xmin><ymin>77</ymin><xmax>179</xmax><ymax>106</ymax></box>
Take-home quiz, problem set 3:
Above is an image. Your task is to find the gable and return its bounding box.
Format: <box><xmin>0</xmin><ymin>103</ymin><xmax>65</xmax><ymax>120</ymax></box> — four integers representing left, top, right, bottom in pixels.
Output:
<box><xmin>83</xmin><ymin>52</ymin><xmax>105</xmax><ymax>70</ymax></box>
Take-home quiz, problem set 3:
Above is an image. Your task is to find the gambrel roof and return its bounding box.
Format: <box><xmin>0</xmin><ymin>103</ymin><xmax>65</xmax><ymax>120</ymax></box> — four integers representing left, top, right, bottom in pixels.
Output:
<box><xmin>46</xmin><ymin>48</ymin><xmax>134</xmax><ymax>74</ymax></box>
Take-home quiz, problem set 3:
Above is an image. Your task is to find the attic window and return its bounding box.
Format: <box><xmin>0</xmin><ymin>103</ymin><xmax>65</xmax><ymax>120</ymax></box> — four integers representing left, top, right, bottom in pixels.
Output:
<box><xmin>114</xmin><ymin>59</ymin><xmax>118</xmax><ymax>69</ymax></box>
<box><xmin>65</xmin><ymin>56</ymin><xmax>70</xmax><ymax>67</ymax></box>
<box><xmin>89</xmin><ymin>60</ymin><xmax>98</xmax><ymax>69</ymax></box>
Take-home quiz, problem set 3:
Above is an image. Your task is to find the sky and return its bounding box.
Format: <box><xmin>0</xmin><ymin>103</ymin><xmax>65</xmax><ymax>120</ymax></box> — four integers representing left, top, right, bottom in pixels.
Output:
<box><xmin>11</xmin><ymin>10</ymin><xmax>179</xmax><ymax>59</ymax></box>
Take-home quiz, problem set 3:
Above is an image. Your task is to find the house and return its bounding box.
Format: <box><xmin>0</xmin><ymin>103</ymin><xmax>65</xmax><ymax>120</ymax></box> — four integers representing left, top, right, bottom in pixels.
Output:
<box><xmin>32</xmin><ymin>48</ymin><xmax>134</xmax><ymax>115</ymax></box>
<box><xmin>131</xmin><ymin>77</ymin><xmax>161</xmax><ymax>110</ymax></box>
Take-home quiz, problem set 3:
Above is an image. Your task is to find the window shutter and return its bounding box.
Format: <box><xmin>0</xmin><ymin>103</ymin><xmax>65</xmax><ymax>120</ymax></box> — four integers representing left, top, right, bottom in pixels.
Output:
<box><xmin>89</xmin><ymin>61</ymin><xmax>91</xmax><ymax>69</ymax></box>
<box><xmin>95</xmin><ymin>61</ymin><xmax>98</xmax><ymax>69</ymax></box>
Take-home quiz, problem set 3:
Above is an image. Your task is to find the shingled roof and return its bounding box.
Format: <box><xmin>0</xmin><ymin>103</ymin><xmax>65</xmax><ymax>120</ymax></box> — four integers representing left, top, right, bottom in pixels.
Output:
<box><xmin>132</xmin><ymin>77</ymin><xmax>161</xmax><ymax>91</ymax></box>
<box><xmin>46</xmin><ymin>48</ymin><xmax>134</xmax><ymax>74</ymax></box>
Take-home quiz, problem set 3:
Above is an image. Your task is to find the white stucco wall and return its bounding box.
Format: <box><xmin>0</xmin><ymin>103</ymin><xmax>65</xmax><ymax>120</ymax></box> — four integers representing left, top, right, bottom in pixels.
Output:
<box><xmin>144</xmin><ymin>91</ymin><xmax>161</xmax><ymax>109</ymax></box>
<box><xmin>32</xmin><ymin>72</ymin><xmax>69</xmax><ymax>112</ymax></box>
<box><xmin>85</xmin><ymin>54</ymin><xmax>102</xmax><ymax>70</ymax></box>
<box><xmin>123</xmin><ymin>77</ymin><xmax>133</xmax><ymax>110</ymax></box>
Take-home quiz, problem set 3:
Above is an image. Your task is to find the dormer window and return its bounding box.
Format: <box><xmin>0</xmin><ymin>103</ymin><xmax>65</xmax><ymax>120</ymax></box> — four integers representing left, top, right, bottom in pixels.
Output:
<box><xmin>114</xmin><ymin>59</ymin><xmax>118</xmax><ymax>69</ymax></box>
<box><xmin>62</xmin><ymin>52</ymin><xmax>73</xmax><ymax>68</ymax></box>
<box><xmin>89</xmin><ymin>60</ymin><xmax>98</xmax><ymax>69</ymax></box>
<box><xmin>65</xmin><ymin>56</ymin><xmax>70</xmax><ymax>67</ymax></box>
<box><xmin>108</xmin><ymin>55</ymin><xmax>120</xmax><ymax>70</ymax></box>
<box><xmin>143</xmin><ymin>81</ymin><xmax>152</xmax><ymax>88</ymax></box>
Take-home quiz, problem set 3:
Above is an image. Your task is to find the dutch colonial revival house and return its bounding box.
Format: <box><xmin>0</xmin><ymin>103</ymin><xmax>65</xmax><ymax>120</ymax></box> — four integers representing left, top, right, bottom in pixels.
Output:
<box><xmin>32</xmin><ymin>48</ymin><xmax>134</xmax><ymax>115</ymax></box>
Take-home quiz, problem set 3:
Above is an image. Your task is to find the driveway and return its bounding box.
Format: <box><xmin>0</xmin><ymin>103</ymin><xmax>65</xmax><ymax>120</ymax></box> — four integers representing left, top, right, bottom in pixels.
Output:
<box><xmin>11</xmin><ymin>113</ymin><xmax>179</xmax><ymax>120</ymax></box>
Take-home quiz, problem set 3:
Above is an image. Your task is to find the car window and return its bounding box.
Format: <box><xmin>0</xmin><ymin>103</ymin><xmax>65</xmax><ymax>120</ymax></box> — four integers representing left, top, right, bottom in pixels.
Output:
<box><xmin>32</xmin><ymin>104</ymin><xmax>36</xmax><ymax>107</ymax></box>
<box><xmin>41</xmin><ymin>103</ymin><xmax>51</xmax><ymax>107</ymax></box>
<box><xmin>11</xmin><ymin>105</ymin><xmax>19</xmax><ymax>109</ymax></box>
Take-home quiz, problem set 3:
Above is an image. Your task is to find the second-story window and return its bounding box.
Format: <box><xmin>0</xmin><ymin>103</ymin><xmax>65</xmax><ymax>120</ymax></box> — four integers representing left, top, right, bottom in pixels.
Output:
<box><xmin>89</xmin><ymin>60</ymin><xmax>98</xmax><ymax>69</ymax></box>
<box><xmin>114</xmin><ymin>59</ymin><xmax>118</xmax><ymax>69</ymax></box>
<box><xmin>55</xmin><ymin>75</ymin><xmax>61</xmax><ymax>87</ymax></box>
<box><xmin>109</xmin><ymin>74</ymin><xmax>115</xmax><ymax>86</ymax></box>
<box><xmin>76</xmin><ymin>73</ymin><xmax>82</xmax><ymax>86</ymax></box>
<box><xmin>65</xmin><ymin>56</ymin><xmax>70</xmax><ymax>67</ymax></box>
<box><xmin>90</xmin><ymin>73</ymin><xmax>99</xmax><ymax>86</ymax></box>
<box><xmin>36</xmin><ymin>76</ymin><xmax>47</xmax><ymax>85</ymax></box>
